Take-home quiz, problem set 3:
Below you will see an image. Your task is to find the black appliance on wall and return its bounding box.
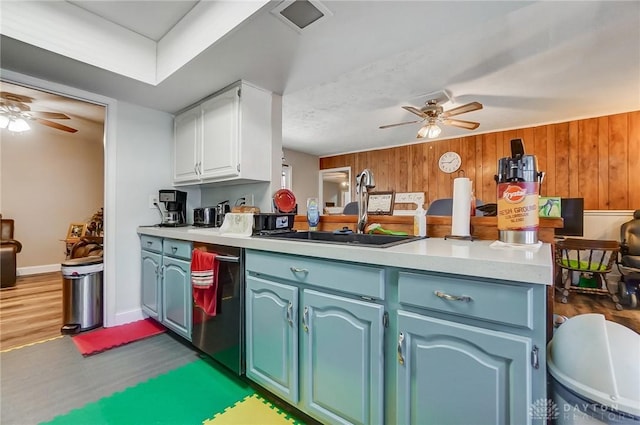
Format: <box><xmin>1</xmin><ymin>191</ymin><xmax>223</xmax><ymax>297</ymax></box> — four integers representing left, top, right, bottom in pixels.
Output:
<box><xmin>158</xmin><ymin>190</ymin><xmax>187</xmax><ymax>227</ymax></box>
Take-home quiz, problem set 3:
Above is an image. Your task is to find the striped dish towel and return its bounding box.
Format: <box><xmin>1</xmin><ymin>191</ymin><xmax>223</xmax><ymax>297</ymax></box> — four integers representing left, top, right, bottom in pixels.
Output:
<box><xmin>191</xmin><ymin>249</ymin><xmax>217</xmax><ymax>288</ymax></box>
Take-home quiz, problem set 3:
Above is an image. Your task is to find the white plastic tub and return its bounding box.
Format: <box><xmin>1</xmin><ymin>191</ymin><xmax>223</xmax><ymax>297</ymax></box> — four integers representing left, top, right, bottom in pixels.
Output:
<box><xmin>547</xmin><ymin>314</ymin><xmax>640</xmax><ymax>424</ymax></box>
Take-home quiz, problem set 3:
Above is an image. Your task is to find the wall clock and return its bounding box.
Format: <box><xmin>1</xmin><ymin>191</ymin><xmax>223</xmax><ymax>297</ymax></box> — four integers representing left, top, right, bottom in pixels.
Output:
<box><xmin>438</xmin><ymin>151</ymin><xmax>462</xmax><ymax>173</ymax></box>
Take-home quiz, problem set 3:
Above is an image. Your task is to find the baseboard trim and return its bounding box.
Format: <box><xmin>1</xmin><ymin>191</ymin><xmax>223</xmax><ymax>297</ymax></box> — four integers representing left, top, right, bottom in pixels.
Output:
<box><xmin>108</xmin><ymin>308</ymin><xmax>145</xmax><ymax>328</ymax></box>
<box><xmin>17</xmin><ymin>264</ymin><xmax>61</xmax><ymax>276</ymax></box>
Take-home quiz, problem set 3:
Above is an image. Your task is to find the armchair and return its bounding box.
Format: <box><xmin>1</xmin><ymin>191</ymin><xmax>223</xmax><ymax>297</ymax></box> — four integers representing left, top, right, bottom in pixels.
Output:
<box><xmin>1</xmin><ymin>217</ymin><xmax>22</xmax><ymax>288</ymax></box>
<box><xmin>69</xmin><ymin>237</ymin><xmax>103</xmax><ymax>259</ymax></box>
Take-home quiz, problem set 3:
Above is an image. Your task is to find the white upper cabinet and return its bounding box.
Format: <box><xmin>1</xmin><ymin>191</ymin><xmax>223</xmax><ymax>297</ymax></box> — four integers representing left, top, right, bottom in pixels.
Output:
<box><xmin>173</xmin><ymin>81</ymin><xmax>272</xmax><ymax>185</ymax></box>
<box><xmin>173</xmin><ymin>106</ymin><xmax>201</xmax><ymax>183</ymax></box>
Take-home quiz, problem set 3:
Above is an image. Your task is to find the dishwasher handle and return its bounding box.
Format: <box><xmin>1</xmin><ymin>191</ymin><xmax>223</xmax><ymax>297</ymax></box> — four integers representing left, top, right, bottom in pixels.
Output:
<box><xmin>215</xmin><ymin>255</ymin><xmax>240</xmax><ymax>263</ymax></box>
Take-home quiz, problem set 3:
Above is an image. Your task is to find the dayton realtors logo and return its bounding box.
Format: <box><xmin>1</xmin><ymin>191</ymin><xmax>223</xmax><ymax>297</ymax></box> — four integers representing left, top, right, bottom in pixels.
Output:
<box><xmin>531</xmin><ymin>398</ymin><xmax>634</xmax><ymax>423</ymax></box>
<box><xmin>529</xmin><ymin>399</ymin><xmax>559</xmax><ymax>421</ymax></box>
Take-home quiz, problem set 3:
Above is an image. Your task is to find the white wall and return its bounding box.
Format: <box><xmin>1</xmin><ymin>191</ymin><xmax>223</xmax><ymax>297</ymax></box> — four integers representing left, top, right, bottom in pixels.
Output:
<box><xmin>113</xmin><ymin>101</ymin><xmax>173</xmax><ymax>324</ymax></box>
<box><xmin>583</xmin><ymin>210</ymin><xmax>635</xmax><ymax>242</ymax></box>
<box><xmin>283</xmin><ymin>148</ymin><xmax>319</xmax><ymax>215</ymax></box>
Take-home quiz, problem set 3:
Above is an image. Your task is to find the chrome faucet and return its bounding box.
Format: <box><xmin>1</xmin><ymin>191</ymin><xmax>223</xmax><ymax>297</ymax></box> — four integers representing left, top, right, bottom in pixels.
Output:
<box><xmin>356</xmin><ymin>169</ymin><xmax>376</xmax><ymax>233</ymax></box>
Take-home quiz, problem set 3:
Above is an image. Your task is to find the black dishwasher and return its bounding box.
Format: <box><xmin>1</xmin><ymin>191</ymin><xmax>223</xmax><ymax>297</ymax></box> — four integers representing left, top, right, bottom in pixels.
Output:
<box><xmin>191</xmin><ymin>244</ymin><xmax>244</xmax><ymax>375</ymax></box>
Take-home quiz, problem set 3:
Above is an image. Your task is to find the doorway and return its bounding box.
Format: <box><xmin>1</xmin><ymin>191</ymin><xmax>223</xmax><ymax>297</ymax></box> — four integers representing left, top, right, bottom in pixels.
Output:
<box><xmin>0</xmin><ymin>80</ymin><xmax>106</xmax><ymax>346</ymax></box>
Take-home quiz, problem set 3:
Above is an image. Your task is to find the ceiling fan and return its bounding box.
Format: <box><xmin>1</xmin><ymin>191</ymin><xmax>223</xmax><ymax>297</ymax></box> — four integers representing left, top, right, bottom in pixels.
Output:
<box><xmin>0</xmin><ymin>92</ymin><xmax>78</xmax><ymax>133</ymax></box>
<box><xmin>380</xmin><ymin>98</ymin><xmax>483</xmax><ymax>139</ymax></box>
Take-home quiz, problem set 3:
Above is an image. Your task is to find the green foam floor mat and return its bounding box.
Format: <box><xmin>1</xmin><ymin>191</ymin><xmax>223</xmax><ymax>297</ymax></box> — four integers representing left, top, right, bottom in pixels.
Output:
<box><xmin>42</xmin><ymin>357</ymin><xmax>254</xmax><ymax>425</ymax></box>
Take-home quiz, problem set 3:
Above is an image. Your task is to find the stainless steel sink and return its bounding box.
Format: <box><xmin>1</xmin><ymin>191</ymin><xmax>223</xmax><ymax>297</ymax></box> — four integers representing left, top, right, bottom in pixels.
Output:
<box><xmin>255</xmin><ymin>231</ymin><xmax>424</xmax><ymax>248</ymax></box>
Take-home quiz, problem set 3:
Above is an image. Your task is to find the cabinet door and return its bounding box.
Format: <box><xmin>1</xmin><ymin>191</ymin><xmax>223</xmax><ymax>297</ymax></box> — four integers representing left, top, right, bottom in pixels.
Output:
<box><xmin>141</xmin><ymin>250</ymin><xmax>162</xmax><ymax>319</ymax></box>
<box><xmin>396</xmin><ymin>311</ymin><xmax>532</xmax><ymax>425</ymax></box>
<box><xmin>301</xmin><ymin>289</ymin><xmax>384</xmax><ymax>425</ymax></box>
<box><xmin>162</xmin><ymin>257</ymin><xmax>192</xmax><ymax>340</ymax></box>
<box><xmin>174</xmin><ymin>106</ymin><xmax>201</xmax><ymax>183</ymax></box>
<box><xmin>200</xmin><ymin>86</ymin><xmax>240</xmax><ymax>180</ymax></box>
<box><xmin>246</xmin><ymin>275</ymin><xmax>299</xmax><ymax>404</ymax></box>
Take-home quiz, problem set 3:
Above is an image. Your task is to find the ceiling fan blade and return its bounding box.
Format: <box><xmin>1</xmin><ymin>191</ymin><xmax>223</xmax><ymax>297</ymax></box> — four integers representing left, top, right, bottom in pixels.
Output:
<box><xmin>33</xmin><ymin>118</ymin><xmax>78</xmax><ymax>133</ymax></box>
<box><xmin>442</xmin><ymin>118</ymin><xmax>480</xmax><ymax>130</ymax></box>
<box><xmin>0</xmin><ymin>92</ymin><xmax>32</xmax><ymax>103</ymax></box>
<box><xmin>379</xmin><ymin>120</ymin><xmax>422</xmax><ymax>129</ymax></box>
<box><xmin>442</xmin><ymin>101</ymin><xmax>483</xmax><ymax>118</ymax></box>
<box><xmin>30</xmin><ymin>111</ymin><xmax>70</xmax><ymax>120</ymax></box>
<box><xmin>401</xmin><ymin>106</ymin><xmax>426</xmax><ymax>118</ymax></box>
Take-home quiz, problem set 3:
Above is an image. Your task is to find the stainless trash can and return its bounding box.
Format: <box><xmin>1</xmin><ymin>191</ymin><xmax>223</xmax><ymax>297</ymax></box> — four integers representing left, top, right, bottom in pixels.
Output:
<box><xmin>61</xmin><ymin>256</ymin><xmax>103</xmax><ymax>334</ymax></box>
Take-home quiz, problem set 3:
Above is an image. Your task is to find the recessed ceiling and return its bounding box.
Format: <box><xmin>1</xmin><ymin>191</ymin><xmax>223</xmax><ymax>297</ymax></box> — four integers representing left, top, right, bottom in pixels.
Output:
<box><xmin>1</xmin><ymin>1</ymin><xmax>638</xmax><ymax>156</ymax></box>
<box><xmin>68</xmin><ymin>1</ymin><xmax>199</xmax><ymax>41</ymax></box>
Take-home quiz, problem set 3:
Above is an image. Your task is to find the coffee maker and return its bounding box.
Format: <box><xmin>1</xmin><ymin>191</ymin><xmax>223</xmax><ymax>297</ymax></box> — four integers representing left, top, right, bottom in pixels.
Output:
<box><xmin>158</xmin><ymin>190</ymin><xmax>187</xmax><ymax>227</ymax></box>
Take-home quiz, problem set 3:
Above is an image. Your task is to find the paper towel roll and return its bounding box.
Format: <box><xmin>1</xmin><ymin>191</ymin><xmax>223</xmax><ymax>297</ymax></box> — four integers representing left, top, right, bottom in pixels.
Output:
<box><xmin>451</xmin><ymin>177</ymin><xmax>471</xmax><ymax>237</ymax></box>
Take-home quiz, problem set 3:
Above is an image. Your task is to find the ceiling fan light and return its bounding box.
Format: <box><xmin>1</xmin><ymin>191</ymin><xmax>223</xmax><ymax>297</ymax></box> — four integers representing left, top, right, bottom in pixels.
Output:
<box><xmin>418</xmin><ymin>123</ymin><xmax>441</xmax><ymax>139</ymax></box>
<box><xmin>0</xmin><ymin>115</ymin><xmax>9</xmax><ymax>129</ymax></box>
<box><xmin>8</xmin><ymin>118</ymin><xmax>31</xmax><ymax>132</ymax></box>
<box><xmin>427</xmin><ymin>123</ymin><xmax>442</xmax><ymax>138</ymax></box>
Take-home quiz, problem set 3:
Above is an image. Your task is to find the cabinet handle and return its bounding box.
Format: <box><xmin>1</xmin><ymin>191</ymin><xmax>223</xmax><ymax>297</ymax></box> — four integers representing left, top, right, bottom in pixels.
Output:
<box><xmin>147</xmin><ymin>241</ymin><xmax>153</xmax><ymax>246</ymax></box>
<box><xmin>171</xmin><ymin>247</ymin><xmax>178</xmax><ymax>254</ymax></box>
<box><xmin>286</xmin><ymin>302</ymin><xmax>293</xmax><ymax>325</ymax></box>
<box><xmin>397</xmin><ymin>332</ymin><xmax>405</xmax><ymax>365</ymax></box>
<box><xmin>290</xmin><ymin>267</ymin><xmax>309</xmax><ymax>274</ymax></box>
<box><xmin>302</xmin><ymin>306</ymin><xmax>309</xmax><ymax>332</ymax></box>
<box><xmin>531</xmin><ymin>345</ymin><xmax>539</xmax><ymax>369</ymax></box>
<box><xmin>434</xmin><ymin>290</ymin><xmax>472</xmax><ymax>303</ymax></box>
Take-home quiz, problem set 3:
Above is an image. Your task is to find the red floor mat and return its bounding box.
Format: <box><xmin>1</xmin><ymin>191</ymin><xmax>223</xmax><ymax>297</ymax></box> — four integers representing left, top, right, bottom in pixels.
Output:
<box><xmin>72</xmin><ymin>318</ymin><xmax>165</xmax><ymax>356</ymax></box>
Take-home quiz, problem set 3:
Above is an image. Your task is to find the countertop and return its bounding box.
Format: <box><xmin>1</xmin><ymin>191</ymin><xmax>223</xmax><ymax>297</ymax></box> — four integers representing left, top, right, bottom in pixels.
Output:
<box><xmin>138</xmin><ymin>226</ymin><xmax>553</xmax><ymax>286</ymax></box>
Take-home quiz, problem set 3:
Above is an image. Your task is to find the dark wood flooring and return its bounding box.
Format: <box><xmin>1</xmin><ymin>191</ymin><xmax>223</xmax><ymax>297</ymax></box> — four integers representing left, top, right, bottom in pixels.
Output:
<box><xmin>1</xmin><ymin>272</ymin><xmax>639</xmax><ymax>352</ymax></box>
<box><xmin>553</xmin><ymin>288</ymin><xmax>640</xmax><ymax>334</ymax></box>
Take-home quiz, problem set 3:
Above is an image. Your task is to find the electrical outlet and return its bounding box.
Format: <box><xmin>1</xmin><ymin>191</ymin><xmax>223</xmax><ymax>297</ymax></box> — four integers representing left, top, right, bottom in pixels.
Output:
<box><xmin>240</xmin><ymin>193</ymin><xmax>254</xmax><ymax>206</ymax></box>
<box><xmin>149</xmin><ymin>194</ymin><xmax>158</xmax><ymax>209</ymax></box>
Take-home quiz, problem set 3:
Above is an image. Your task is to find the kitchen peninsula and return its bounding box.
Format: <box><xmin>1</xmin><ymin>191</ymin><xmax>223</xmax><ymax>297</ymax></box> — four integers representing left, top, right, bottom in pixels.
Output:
<box><xmin>139</xmin><ymin>225</ymin><xmax>552</xmax><ymax>424</ymax></box>
<box><xmin>292</xmin><ymin>214</ymin><xmax>564</xmax><ymax>243</ymax></box>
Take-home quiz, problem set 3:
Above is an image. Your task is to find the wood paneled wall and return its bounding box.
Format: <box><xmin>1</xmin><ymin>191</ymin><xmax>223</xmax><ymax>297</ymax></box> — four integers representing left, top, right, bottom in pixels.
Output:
<box><xmin>320</xmin><ymin>111</ymin><xmax>640</xmax><ymax>210</ymax></box>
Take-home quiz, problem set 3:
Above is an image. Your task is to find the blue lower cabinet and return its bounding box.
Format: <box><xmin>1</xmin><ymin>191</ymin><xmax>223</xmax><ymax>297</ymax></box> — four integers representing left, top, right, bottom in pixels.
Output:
<box><xmin>301</xmin><ymin>289</ymin><xmax>384</xmax><ymax>425</ymax></box>
<box><xmin>396</xmin><ymin>310</ymin><xmax>531</xmax><ymax>425</ymax></box>
<box><xmin>141</xmin><ymin>250</ymin><xmax>162</xmax><ymax>319</ymax></box>
<box><xmin>246</xmin><ymin>275</ymin><xmax>299</xmax><ymax>404</ymax></box>
<box><xmin>162</xmin><ymin>257</ymin><xmax>192</xmax><ymax>340</ymax></box>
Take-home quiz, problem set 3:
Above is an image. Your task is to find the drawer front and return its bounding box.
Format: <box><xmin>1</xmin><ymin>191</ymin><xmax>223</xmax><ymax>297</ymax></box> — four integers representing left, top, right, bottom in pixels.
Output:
<box><xmin>398</xmin><ymin>271</ymin><xmax>533</xmax><ymax>329</ymax></box>
<box><xmin>140</xmin><ymin>235</ymin><xmax>162</xmax><ymax>253</ymax></box>
<box><xmin>163</xmin><ymin>239</ymin><xmax>192</xmax><ymax>260</ymax></box>
<box><xmin>246</xmin><ymin>250</ymin><xmax>385</xmax><ymax>300</ymax></box>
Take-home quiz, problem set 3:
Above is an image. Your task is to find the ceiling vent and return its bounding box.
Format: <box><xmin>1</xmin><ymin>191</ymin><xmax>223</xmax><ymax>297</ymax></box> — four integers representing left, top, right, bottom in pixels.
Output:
<box><xmin>271</xmin><ymin>0</ymin><xmax>332</xmax><ymax>32</ymax></box>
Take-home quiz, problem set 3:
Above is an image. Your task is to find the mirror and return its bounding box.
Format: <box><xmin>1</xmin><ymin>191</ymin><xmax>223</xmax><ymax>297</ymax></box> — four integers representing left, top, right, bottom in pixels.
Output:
<box><xmin>319</xmin><ymin>167</ymin><xmax>351</xmax><ymax>215</ymax></box>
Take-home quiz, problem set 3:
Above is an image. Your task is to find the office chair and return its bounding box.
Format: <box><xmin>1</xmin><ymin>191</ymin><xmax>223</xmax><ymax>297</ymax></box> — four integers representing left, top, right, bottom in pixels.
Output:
<box><xmin>342</xmin><ymin>202</ymin><xmax>358</xmax><ymax>215</ymax></box>
<box><xmin>426</xmin><ymin>199</ymin><xmax>485</xmax><ymax>216</ymax></box>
